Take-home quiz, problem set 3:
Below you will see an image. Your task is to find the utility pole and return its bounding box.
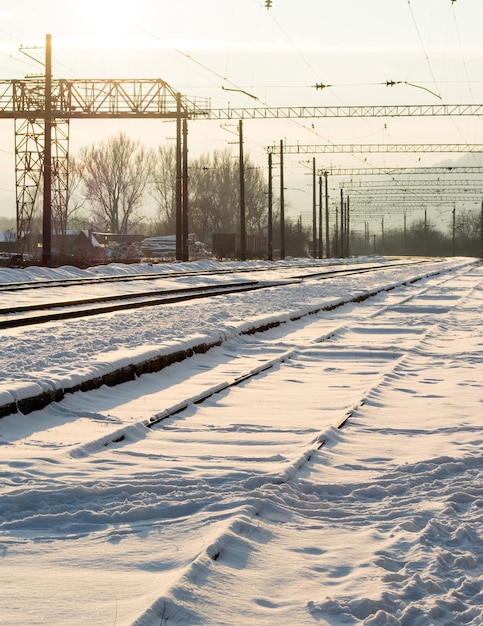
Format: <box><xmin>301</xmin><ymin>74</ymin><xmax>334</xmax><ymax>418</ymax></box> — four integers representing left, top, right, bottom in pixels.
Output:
<box><xmin>481</xmin><ymin>200</ymin><xmax>483</xmax><ymax>258</ymax></box>
<box><xmin>324</xmin><ymin>171</ymin><xmax>329</xmax><ymax>258</ymax></box>
<box><xmin>318</xmin><ymin>175</ymin><xmax>323</xmax><ymax>258</ymax></box>
<box><xmin>346</xmin><ymin>195</ymin><xmax>350</xmax><ymax>257</ymax></box>
<box><xmin>268</xmin><ymin>151</ymin><xmax>273</xmax><ymax>260</ymax></box>
<box><xmin>381</xmin><ymin>216</ymin><xmax>385</xmax><ymax>255</ymax></box>
<box><xmin>42</xmin><ymin>34</ymin><xmax>52</xmax><ymax>265</ymax></box>
<box><xmin>239</xmin><ymin>119</ymin><xmax>246</xmax><ymax>261</ymax></box>
<box><xmin>280</xmin><ymin>139</ymin><xmax>285</xmax><ymax>260</ymax></box>
<box><xmin>404</xmin><ymin>211</ymin><xmax>407</xmax><ymax>255</ymax></box>
<box><xmin>312</xmin><ymin>157</ymin><xmax>317</xmax><ymax>258</ymax></box>
<box><xmin>334</xmin><ymin>206</ymin><xmax>339</xmax><ymax>257</ymax></box>
<box><xmin>182</xmin><ymin>117</ymin><xmax>189</xmax><ymax>261</ymax></box>
<box><xmin>424</xmin><ymin>208</ymin><xmax>428</xmax><ymax>255</ymax></box>
<box><xmin>452</xmin><ymin>205</ymin><xmax>456</xmax><ymax>256</ymax></box>
<box><xmin>175</xmin><ymin>93</ymin><xmax>182</xmax><ymax>261</ymax></box>
<box><xmin>340</xmin><ymin>188</ymin><xmax>344</xmax><ymax>257</ymax></box>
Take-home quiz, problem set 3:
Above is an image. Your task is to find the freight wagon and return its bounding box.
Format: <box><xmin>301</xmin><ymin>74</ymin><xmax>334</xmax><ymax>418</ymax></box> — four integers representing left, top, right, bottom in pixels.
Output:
<box><xmin>212</xmin><ymin>233</ymin><xmax>268</xmax><ymax>259</ymax></box>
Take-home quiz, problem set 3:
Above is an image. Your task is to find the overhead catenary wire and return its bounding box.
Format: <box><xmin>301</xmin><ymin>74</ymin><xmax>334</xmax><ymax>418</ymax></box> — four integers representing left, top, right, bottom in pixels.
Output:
<box><xmin>450</xmin><ymin>1</ymin><xmax>475</xmax><ymax>103</ymax></box>
<box><xmin>405</xmin><ymin>0</ymin><xmax>443</xmax><ymax>100</ymax></box>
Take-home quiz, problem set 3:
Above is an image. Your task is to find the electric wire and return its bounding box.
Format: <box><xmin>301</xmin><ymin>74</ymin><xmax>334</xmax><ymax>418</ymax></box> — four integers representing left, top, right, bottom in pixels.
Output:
<box><xmin>405</xmin><ymin>0</ymin><xmax>443</xmax><ymax>100</ymax></box>
<box><xmin>447</xmin><ymin>1</ymin><xmax>483</xmax><ymax>172</ymax></box>
<box><xmin>258</xmin><ymin>3</ymin><xmax>391</xmax><ymax>190</ymax></box>
<box><xmin>449</xmin><ymin>3</ymin><xmax>477</xmax><ymax>110</ymax></box>
<box><xmin>403</xmin><ymin>0</ymin><xmax>482</xmax><ymax>178</ymax></box>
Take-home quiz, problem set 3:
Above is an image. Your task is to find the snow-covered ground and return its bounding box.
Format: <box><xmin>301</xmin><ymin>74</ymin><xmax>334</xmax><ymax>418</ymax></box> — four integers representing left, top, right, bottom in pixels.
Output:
<box><xmin>0</xmin><ymin>256</ymin><xmax>481</xmax><ymax>625</ymax></box>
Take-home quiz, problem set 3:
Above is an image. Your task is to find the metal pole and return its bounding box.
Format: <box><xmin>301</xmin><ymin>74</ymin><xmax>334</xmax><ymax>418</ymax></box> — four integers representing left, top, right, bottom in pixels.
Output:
<box><xmin>268</xmin><ymin>151</ymin><xmax>273</xmax><ymax>261</ymax></box>
<box><xmin>239</xmin><ymin>119</ymin><xmax>246</xmax><ymax>261</ymax></box>
<box><xmin>280</xmin><ymin>139</ymin><xmax>285</xmax><ymax>260</ymax></box>
<box><xmin>42</xmin><ymin>34</ymin><xmax>52</xmax><ymax>265</ymax></box>
<box><xmin>182</xmin><ymin>117</ymin><xmax>189</xmax><ymax>261</ymax></box>
<box><xmin>334</xmin><ymin>207</ymin><xmax>339</xmax><ymax>257</ymax></box>
<box><xmin>452</xmin><ymin>205</ymin><xmax>456</xmax><ymax>256</ymax></box>
<box><xmin>381</xmin><ymin>216</ymin><xmax>385</xmax><ymax>255</ymax></box>
<box><xmin>346</xmin><ymin>195</ymin><xmax>350</xmax><ymax>257</ymax></box>
<box><xmin>340</xmin><ymin>188</ymin><xmax>344</xmax><ymax>257</ymax></box>
<box><xmin>404</xmin><ymin>211</ymin><xmax>407</xmax><ymax>255</ymax></box>
<box><xmin>424</xmin><ymin>208</ymin><xmax>428</xmax><ymax>255</ymax></box>
<box><xmin>481</xmin><ymin>200</ymin><xmax>483</xmax><ymax>258</ymax></box>
<box><xmin>312</xmin><ymin>157</ymin><xmax>317</xmax><ymax>258</ymax></box>
<box><xmin>324</xmin><ymin>171</ymin><xmax>329</xmax><ymax>258</ymax></box>
<box><xmin>318</xmin><ymin>175</ymin><xmax>323</xmax><ymax>258</ymax></box>
<box><xmin>175</xmin><ymin>93</ymin><xmax>182</xmax><ymax>261</ymax></box>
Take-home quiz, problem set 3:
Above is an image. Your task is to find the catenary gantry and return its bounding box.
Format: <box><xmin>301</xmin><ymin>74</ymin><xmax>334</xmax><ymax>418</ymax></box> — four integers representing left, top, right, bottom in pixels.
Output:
<box><xmin>268</xmin><ymin>143</ymin><xmax>483</xmax><ymax>155</ymax></box>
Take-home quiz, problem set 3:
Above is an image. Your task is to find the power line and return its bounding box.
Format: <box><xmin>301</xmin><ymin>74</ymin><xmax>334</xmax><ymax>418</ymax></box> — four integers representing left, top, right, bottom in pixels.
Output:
<box><xmin>451</xmin><ymin>1</ymin><xmax>475</xmax><ymax>103</ymax></box>
<box><xmin>406</xmin><ymin>0</ymin><xmax>443</xmax><ymax>99</ymax></box>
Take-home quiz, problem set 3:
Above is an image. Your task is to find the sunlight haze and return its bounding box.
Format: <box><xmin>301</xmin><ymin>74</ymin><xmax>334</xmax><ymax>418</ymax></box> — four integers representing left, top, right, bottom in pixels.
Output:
<box><xmin>1</xmin><ymin>0</ymin><xmax>483</xmax><ymax>232</ymax></box>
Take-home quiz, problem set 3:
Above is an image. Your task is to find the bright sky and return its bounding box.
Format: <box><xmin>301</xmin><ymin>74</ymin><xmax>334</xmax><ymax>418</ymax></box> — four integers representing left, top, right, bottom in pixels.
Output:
<box><xmin>1</xmin><ymin>0</ymin><xmax>483</xmax><ymax>230</ymax></box>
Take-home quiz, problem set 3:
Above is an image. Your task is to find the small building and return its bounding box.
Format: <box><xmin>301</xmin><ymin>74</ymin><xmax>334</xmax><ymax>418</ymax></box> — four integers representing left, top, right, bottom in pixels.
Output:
<box><xmin>93</xmin><ymin>233</ymin><xmax>146</xmax><ymax>246</ymax></box>
<box><xmin>212</xmin><ymin>233</ymin><xmax>268</xmax><ymax>259</ymax></box>
<box><xmin>37</xmin><ymin>230</ymin><xmax>103</xmax><ymax>258</ymax></box>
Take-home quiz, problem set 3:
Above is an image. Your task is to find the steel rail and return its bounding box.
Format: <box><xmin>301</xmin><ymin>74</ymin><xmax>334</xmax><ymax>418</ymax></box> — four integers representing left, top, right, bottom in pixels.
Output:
<box><xmin>0</xmin><ymin>260</ymin><xmax>344</xmax><ymax>292</ymax></box>
<box><xmin>0</xmin><ymin>260</ymin><xmax>432</xmax><ymax>330</ymax></box>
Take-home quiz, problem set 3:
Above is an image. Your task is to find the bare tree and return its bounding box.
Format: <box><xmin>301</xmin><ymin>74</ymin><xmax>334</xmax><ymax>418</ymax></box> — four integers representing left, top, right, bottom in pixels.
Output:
<box><xmin>150</xmin><ymin>146</ymin><xmax>268</xmax><ymax>243</ymax></box>
<box><xmin>244</xmin><ymin>156</ymin><xmax>268</xmax><ymax>235</ymax></box>
<box><xmin>77</xmin><ymin>132</ymin><xmax>154</xmax><ymax>234</ymax></box>
<box><xmin>151</xmin><ymin>144</ymin><xmax>177</xmax><ymax>233</ymax></box>
<box><xmin>455</xmin><ymin>208</ymin><xmax>480</xmax><ymax>239</ymax></box>
<box><xmin>50</xmin><ymin>156</ymin><xmax>88</xmax><ymax>254</ymax></box>
<box><xmin>188</xmin><ymin>149</ymin><xmax>267</xmax><ymax>242</ymax></box>
<box><xmin>453</xmin><ymin>207</ymin><xmax>481</xmax><ymax>255</ymax></box>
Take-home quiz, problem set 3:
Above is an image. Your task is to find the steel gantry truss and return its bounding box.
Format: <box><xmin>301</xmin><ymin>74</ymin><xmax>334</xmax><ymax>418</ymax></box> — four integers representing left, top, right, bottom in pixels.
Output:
<box><xmin>324</xmin><ymin>166</ymin><xmax>483</xmax><ymax>231</ymax></box>
<box><xmin>340</xmin><ymin>179</ymin><xmax>483</xmax><ymax>189</ymax></box>
<box><xmin>0</xmin><ymin>77</ymin><xmax>204</xmax><ymax>119</ymax></box>
<box><xmin>271</xmin><ymin>143</ymin><xmax>483</xmax><ymax>155</ymax></box>
<box><xmin>349</xmin><ymin>192</ymin><xmax>483</xmax><ymax>202</ymax></box>
<box><xmin>339</xmin><ymin>175</ymin><xmax>483</xmax><ymax>228</ymax></box>
<box><xmin>337</xmin><ymin>173</ymin><xmax>483</xmax><ymax>206</ymax></box>
<box><xmin>265</xmin><ymin>143</ymin><xmax>483</xmax><ymax>258</ymax></box>
<box><xmin>0</xmin><ymin>38</ymin><xmax>207</xmax><ymax>260</ymax></box>
<box><xmin>344</xmin><ymin>184</ymin><xmax>483</xmax><ymax>197</ymax></box>
<box><xmin>325</xmin><ymin>166</ymin><xmax>483</xmax><ymax>176</ymax></box>
<box><xmin>204</xmin><ymin>103</ymin><xmax>483</xmax><ymax>121</ymax></box>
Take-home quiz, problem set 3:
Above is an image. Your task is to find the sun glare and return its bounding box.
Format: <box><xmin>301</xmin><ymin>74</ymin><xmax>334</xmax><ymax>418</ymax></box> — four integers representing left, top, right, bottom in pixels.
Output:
<box><xmin>70</xmin><ymin>0</ymin><xmax>142</xmax><ymax>44</ymax></box>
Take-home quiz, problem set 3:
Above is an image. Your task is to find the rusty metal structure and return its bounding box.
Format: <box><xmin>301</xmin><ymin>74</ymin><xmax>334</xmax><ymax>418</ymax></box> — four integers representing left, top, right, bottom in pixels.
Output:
<box><xmin>0</xmin><ymin>44</ymin><xmax>208</xmax><ymax>260</ymax></box>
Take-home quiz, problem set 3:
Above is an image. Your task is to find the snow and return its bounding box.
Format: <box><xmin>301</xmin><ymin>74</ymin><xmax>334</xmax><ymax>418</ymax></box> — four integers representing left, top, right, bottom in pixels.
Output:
<box><xmin>0</xmin><ymin>256</ymin><xmax>481</xmax><ymax>625</ymax></box>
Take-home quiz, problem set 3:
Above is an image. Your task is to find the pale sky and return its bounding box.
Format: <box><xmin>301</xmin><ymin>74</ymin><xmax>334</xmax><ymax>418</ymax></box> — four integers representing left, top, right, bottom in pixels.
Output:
<box><xmin>1</xmin><ymin>0</ymin><xmax>483</xmax><ymax>230</ymax></box>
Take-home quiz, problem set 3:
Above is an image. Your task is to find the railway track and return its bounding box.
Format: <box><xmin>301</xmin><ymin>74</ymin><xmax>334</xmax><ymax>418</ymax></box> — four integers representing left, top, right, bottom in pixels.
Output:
<box><xmin>0</xmin><ymin>258</ymin><xmax>480</xmax><ymax>625</ymax></box>
<box><xmin>77</xmin><ymin>261</ymin><xmax>472</xmax><ymax>452</ymax></box>
<box><xmin>0</xmin><ymin>258</ymin><xmax>454</xmax><ymax>419</ymax></box>
<box><xmin>1</xmin><ymin>263</ymin><xmax>477</xmax><ymax>513</ymax></box>
<box><xmin>0</xmin><ymin>257</ymin><xmax>468</xmax><ymax>419</ymax></box>
<box><xmin>1</xmin><ymin>258</ymin><xmax>468</xmax><ymax>457</ymax></box>
<box><xmin>0</xmin><ymin>258</ymin><xmax>432</xmax><ymax>329</ymax></box>
<box><xmin>0</xmin><ymin>257</ymin><xmax>427</xmax><ymax>293</ymax></box>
